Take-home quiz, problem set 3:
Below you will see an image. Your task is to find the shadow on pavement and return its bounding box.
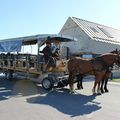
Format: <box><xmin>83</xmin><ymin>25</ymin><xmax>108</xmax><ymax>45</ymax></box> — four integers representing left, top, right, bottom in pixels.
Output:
<box><xmin>0</xmin><ymin>75</ymin><xmax>46</xmax><ymax>100</ymax></box>
<box><xmin>0</xmin><ymin>75</ymin><xmax>15</xmax><ymax>101</ymax></box>
<box><xmin>27</xmin><ymin>88</ymin><xmax>101</xmax><ymax>117</ymax></box>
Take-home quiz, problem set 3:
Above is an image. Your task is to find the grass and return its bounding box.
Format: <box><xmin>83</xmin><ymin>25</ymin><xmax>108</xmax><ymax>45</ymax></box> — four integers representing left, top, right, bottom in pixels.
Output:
<box><xmin>112</xmin><ymin>78</ymin><xmax>120</xmax><ymax>82</ymax></box>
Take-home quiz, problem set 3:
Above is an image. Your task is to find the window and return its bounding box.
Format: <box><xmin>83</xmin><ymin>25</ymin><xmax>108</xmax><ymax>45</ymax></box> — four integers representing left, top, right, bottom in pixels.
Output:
<box><xmin>97</xmin><ymin>26</ymin><xmax>114</xmax><ymax>38</ymax></box>
<box><xmin>90</xmin><ymin>27</ymin><xmax>99</xmax><ymax>33</ymax></box>
<box><xmin>82</xmin><ymin>54</ymin><xmax>93</xmax><ymax>58</ymax></box>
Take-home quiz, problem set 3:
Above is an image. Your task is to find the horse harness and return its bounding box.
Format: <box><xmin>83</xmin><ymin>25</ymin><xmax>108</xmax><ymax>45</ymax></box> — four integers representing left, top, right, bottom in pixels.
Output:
<box><xmin>91</xmin><ymin>57</ymin><xmax>113</xmax><ymax>72</ymax></box>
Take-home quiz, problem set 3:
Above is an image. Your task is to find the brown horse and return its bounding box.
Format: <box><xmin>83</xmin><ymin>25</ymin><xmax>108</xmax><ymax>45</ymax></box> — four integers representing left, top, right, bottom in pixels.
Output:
<box><xmin>76</xmin><ymin>70</ymin><xmax>112</xmax><ymax>93</ymax></box>
<box><xmin>77</xmin><ymin>49</ymin><xmax>119</xmax><ymax>93</ymax></box>
<box><xmin>100</xmin><ymin>49</ymin><xmax>120</xmax><ymax>93</ymax></box>
<box><xmin>67</xmin><ymin>53</ymin><xmax>120</xmax><ymax>94</ymax></box>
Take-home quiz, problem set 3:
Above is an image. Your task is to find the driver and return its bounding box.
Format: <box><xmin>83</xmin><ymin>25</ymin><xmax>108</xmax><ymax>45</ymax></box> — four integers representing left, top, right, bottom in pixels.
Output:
<box><xmin>42</xmin><ymin>41</ymin><xmax>56</xmax><ymax>67</ymax></box>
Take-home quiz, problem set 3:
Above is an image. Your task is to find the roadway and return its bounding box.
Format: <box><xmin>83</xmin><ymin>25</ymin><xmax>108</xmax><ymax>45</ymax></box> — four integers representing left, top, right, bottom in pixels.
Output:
<box><xmin>0</xmin><ymin>75</ymin><xmax>120</xmax><ymax>120</ymax></box>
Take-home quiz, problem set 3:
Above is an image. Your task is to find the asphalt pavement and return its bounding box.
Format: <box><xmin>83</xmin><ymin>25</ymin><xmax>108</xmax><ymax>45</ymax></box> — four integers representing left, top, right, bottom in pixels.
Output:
<box><xmin>0</xmin><ymin>75</ymin><xmax>120</xmax><ymax>120</ymax></box>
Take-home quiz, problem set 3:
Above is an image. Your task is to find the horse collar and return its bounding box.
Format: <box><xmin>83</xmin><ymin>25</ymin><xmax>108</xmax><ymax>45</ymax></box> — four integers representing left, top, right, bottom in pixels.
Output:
<box><xmin>95</xmin><ymin>57</ymin><xmax>110</xmax><ymax>70</ymax></box>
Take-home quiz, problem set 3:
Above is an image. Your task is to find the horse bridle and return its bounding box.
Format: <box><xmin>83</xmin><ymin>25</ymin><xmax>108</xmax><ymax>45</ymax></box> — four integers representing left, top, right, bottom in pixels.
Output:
<box><xmin>94</xmin><ymin>57</ymin><xmax>111</xmax><ymax>71</ymax></box>
<box><xmin>115</xmin><ymin>55</ymin><xmax>120</xmax><ymax>67</ymax></box>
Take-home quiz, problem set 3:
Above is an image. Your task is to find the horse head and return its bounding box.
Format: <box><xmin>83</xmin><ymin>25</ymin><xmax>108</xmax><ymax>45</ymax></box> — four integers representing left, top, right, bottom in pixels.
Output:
<box><xmin>115</xmin><ymin>52</ymin><xmax>120</xmax><ymax>66</ymax></box>
<box><xmin>100</xmin><ymin>53</ymin><xmax>120</xmax><ymax>67</ymax></box>
<box><xmin>111</xmin><ymin>49</ymin><xmax>120</xmax><ymax>54</ymax></box>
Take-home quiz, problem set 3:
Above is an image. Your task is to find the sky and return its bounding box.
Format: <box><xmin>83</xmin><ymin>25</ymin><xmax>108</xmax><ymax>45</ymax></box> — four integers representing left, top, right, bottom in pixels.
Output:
<box><xmin>0</xmin><ymin>0</ymin><xmax>120</xmax><ymax>40</ymax></box>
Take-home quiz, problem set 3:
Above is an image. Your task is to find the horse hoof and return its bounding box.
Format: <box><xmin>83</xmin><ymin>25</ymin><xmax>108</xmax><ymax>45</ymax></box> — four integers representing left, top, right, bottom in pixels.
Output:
<box><xmin>93</xmin><ymin>93</ymin><xmax>97</xmax><ymax>96</ymax></box>
<box><xmin>92</xmin><ymin>92</ymin><xmax>96</xmax><ymax>95</ymax></box>
<box><xmin>77</xmin><ymin>87</ymin><xmax>80</xmax><ymax>90</ymax></box>
<box><xmin>77</xmin><ymin>85</ymin><xmax>83</xmax><ymax>90</ymax></box>
<box><xmin>101</xmin><ymin>90</ymin><xmax>104</xmax><ymax>94</ymax></box>
<box><xmin>76</xmin><ymin>87</ymin><xmax>83</xmax><ymax>90</ymax></box>
<box><xmin>81</xmin><ymin>86</ymin><xmax>83</xmax><ymax>89</ymax></box>
<box><xmin>105</xmin><ymin>89</ymin><xmax>109</xmax><ymax>92</ymax></box>
<box><xmin>97</xmin><ymin>92</ymin><xmax>102</xmax><ymax>95</ymax></box>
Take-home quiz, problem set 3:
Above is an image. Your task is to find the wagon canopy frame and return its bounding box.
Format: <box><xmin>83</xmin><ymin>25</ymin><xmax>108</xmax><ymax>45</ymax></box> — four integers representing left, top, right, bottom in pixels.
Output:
<box><xmin>0</xmin><ymin>34</ymin><xmax>76</xmax><ymax>53</ymax></box>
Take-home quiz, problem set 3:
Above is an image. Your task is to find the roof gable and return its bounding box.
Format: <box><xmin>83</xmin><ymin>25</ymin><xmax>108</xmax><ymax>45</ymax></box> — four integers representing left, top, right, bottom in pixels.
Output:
<box><xmin>71</xmin><ymin>17</ymin><xmax>120</xmax><ymax>45</ymax></box>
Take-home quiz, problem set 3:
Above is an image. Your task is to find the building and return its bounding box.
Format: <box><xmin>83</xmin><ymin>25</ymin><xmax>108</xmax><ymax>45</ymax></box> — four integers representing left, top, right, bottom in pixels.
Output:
<box><xmin>59</xmin><ymin>17</ymin><xmax>120</xmax><ymax>57</ymax></box>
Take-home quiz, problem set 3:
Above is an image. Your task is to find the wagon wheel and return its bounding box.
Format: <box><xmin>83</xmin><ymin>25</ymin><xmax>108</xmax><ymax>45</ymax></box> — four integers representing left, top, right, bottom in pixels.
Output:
<box><xmin>42</xmin><ymin>77</ymin><xmax>54</xmax><ymax>91</ymax></box>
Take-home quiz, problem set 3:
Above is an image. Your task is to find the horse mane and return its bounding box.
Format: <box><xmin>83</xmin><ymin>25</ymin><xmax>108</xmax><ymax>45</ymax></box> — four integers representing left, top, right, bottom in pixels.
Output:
<box><xmin>94</xmin><ymin>53</ymin><xmax>118</xmax><ymax>58</ymax></box>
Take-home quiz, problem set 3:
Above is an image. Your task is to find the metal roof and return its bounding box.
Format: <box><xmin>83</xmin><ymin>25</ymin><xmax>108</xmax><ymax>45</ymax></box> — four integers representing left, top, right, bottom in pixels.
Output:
<box><xmin>0</xmin><ymin>34</ymin><xmax>75</xmax><ymax>52</ymax></box>
<box><xmin>0</xmin><ymin>34</ymin><xmax>75</xmax><ymax>45</ymax></box>
<box><xmin>71</xmin><ymin>17</ymin><xmax>120</xmax><ymax>45</ymax></box>
<box><xmin>0</xmin><ymin>34</ymin><xmax>56</xmax><ymax>45</ymax></box>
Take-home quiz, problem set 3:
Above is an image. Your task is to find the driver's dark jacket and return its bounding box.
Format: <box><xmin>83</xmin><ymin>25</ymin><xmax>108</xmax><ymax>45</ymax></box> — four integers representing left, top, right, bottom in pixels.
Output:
<box><xmin>42</xmin><ymin>46</ymin><xmax>52</xmax><ymax>62</ymax></box>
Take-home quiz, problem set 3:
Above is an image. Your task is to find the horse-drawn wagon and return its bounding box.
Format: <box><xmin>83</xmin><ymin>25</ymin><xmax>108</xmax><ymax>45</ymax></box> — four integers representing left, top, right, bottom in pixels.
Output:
<box><xmin>0</xmin><ymin>35</ymin><xmax>74</xmax><ymax>90</ymax></box>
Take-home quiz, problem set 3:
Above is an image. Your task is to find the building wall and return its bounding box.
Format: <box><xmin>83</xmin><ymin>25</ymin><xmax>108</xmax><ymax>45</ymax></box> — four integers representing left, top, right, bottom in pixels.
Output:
<box><xmin>59</xmin><ymin>17</ymin><xmax>92</xmax><ymax>55</ymax></box>
<box><xmin>87</xmin><ymin>39</ymin><xmax>120</xmax><ymax>54</ymax></box>
<box><xmin>59</xmin><ymin>17</ymin><xmax>120</xmax><ymax>55</ymax></box>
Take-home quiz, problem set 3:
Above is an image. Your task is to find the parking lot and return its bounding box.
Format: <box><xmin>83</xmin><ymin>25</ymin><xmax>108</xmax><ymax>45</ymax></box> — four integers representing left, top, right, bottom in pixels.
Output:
<box><xmin>0</xmin><ymin>75</ymin><xmax>120</xmax><ymax>120</ymax></box>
